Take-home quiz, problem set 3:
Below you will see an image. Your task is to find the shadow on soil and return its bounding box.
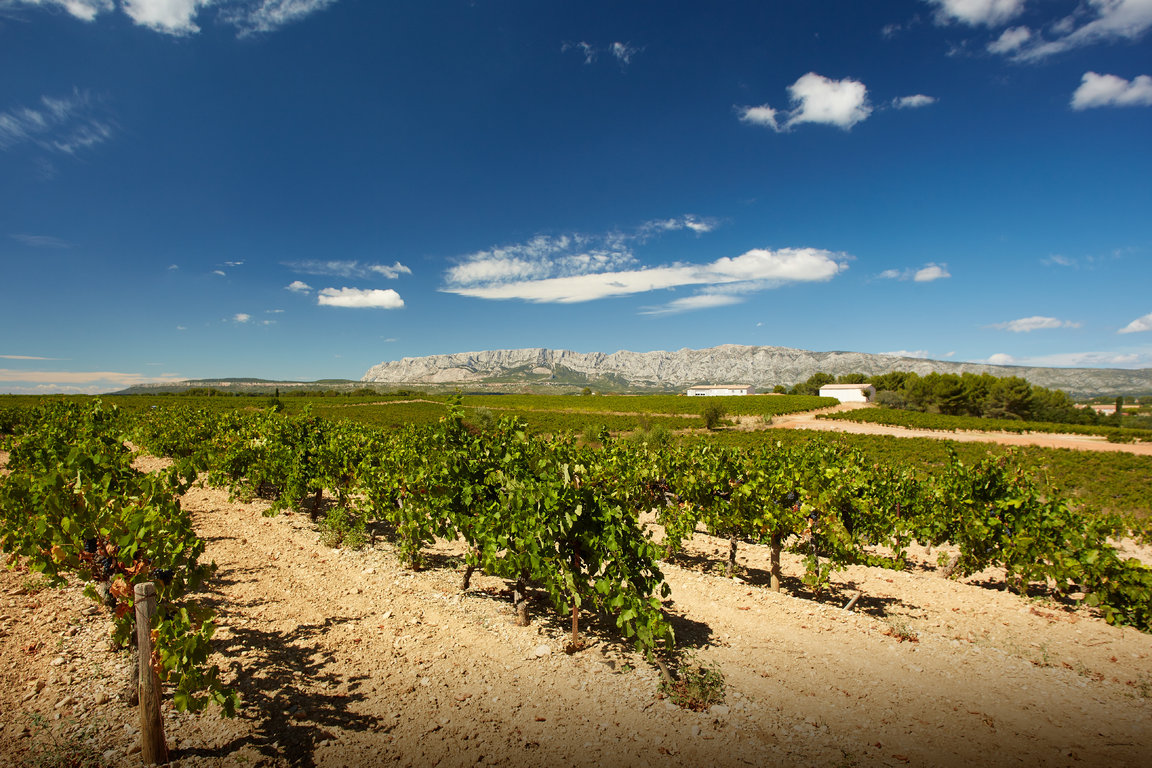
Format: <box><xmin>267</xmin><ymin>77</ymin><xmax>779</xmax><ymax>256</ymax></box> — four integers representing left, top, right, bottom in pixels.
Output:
<box><xmin>664</xmin><ymin>550</ymin><xmax>914</xmax><ymax>619</ymax></box>
<box><xmin>171</xmin><ymin>616</ymin><xmax>379</xmax><ymax>768</ymax></box>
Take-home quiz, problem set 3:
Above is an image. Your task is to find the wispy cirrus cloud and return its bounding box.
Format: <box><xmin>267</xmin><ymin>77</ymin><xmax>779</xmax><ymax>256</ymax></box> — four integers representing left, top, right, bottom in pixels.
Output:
<box><xmin>223</xmin><ymin>0</ymin><xmax>340</xmax><ymax>36</ymax></box>
<box><xmin>882</xmin><ymin>349</ymin><xmax>932</xmax><ymax>358</ymax></box>
<box><xmin>1071</xmin><ymin>72</ymin><xmax>1152</xmax><ymax>109</ymax></box>
<box><xmin>985</xmin><ymin>350</ymin><xmax>1146</xmax><ymax>367</ymax></box>
<box><xmin>1</xmin><ymin>354</ymin><xmax>64</xmax><ymax>360</ymax></box>
<box><xmin>284</xmin><ymin>260</ymin><xmax>412</xmax><ymax>279</ymax></box>
<box><xmin>740</xmin><ymin>73</ymin><xmax>872</xmax><ymax>132</ymax></box>
<box><xmin>0</xmin><ymin>368</ymin><xmax>186</xmax><ymax>395</ymax></box>
<box><xmin>987</xmin><ymin>0</ymin><xmax>1152</xmax><ymax>61</ymax></box>
<box><xmin>987</xmin><ymin>316</ymin><xmax>1081</xmax><ymax>332</ymax></box>
<box><xmin>9</xmin><ymin>233</ymin><xmax>71</xmax><ymax>248</ymax></box>
<box><xmin>892</xmin><ymin>94</ymin><xmax>938</xmax><ymax>109</ymax></box>
<box><xmin>987</xmin><ymin>25</ymin><xmax>1033</xmax><ymax>53</ymax></box>
<box><xmin>610</xmin><ymin>42</ymin><xmax>640</xmax><ymax>65</ymax></box>
<box><xmin>0</xmin><ymin>89</ymin><xmax>113</xmax><ymax>156</ymax></box>
<box><xmin>877</xmin><ymin>263</ymin><xmax>952</xmax><ymax>282</ymax></box>
<box><xmin>639</xmin><ymin>215</ymin><xmax>718</xmax><ymax>236</ymax></box>
<box><xmin>562</xmin><ymin>40</ymin><xmax>642</xmax><ymax>66</ymax></box>
<box><xmin>2</xmin><ymin>1</ymin><xmax>113</xmax><ymax>22</ymax></box>
<box><xmin>5</xmin><ymin>0</ymin><xmax>340</xmax><ymax>36</ymax></box>
<box><xmin>317</xmin><ymin>287</ymin><xmax>404</xmax><ymax>309</ymax></box>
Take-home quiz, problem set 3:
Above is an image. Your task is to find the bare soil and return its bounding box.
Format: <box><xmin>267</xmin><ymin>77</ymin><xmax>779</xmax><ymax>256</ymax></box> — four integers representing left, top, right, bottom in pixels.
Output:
<box><xmin>1</xmin><ymin>454</ymin><xmax>1151</xmax><ymax>768</ymax></box>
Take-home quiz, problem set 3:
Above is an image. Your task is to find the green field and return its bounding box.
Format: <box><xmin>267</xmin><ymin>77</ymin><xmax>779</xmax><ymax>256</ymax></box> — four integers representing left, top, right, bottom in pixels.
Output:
<box><xmin>3</xmin><ymin>392</ymin><xmax>1147</xmax><ymax>520</ymax></box>
<box><xmin>700</xmin><ymin>428</ymin><xmax>1152</xmax><ymax>519</ymax></box>
<box><xmin>459</xmin><ymin>393</ymin><xmax>836</xmax><ymax>417</ymax></box>
<box><xmin>817</xmin><ymin>406</ymin><xmax>1152</xmax><ymax>441</ymax></box>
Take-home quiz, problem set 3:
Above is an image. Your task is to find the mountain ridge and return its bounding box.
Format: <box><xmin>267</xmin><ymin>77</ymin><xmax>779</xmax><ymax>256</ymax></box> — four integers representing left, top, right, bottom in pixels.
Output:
<box><xmin>361</xmin><ymin>344</ymin><xmax>1152</xmax><ymax>397</ymax></box>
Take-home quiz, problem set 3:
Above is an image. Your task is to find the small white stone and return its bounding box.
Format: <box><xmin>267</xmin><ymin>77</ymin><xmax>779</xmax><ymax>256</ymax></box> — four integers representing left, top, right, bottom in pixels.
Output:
<box><xmin>532</xmin><ymin>645</ymin><xmax>551</xmax><ymax>658</ymax></box>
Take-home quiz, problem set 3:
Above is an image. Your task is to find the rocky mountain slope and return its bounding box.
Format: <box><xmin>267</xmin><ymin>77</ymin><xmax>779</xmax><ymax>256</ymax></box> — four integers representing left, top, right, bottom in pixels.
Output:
<box><xmin>362</xmin><ymin>344</ymin><xmax>1151</xmax><ymax>397</ymax></box>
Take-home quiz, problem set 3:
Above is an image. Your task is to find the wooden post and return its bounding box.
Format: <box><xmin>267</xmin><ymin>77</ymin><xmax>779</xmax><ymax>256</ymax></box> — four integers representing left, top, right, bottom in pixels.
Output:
<box><xmin>134</xmin><ymin>582</ymin><xmax>169</xmax><ymax>766</ymax></box>
<box><xmin>770</xmin><ymin>534</ymin><xmax>782</xmax><ymax>592</ymax></box>
<box><xmin>727</xmin><ymin>536</ymin><xmax>738</xmax><ymax>577</ymax></box>
<box><xmin>513</xmin><ymin>573</ymin><xmax>530</xmax><ymax>626</ymax></box>
<box><xmin>571</xmin><ymin>549</ymin><xmax>580</xmax><ymax>646</ymax></box>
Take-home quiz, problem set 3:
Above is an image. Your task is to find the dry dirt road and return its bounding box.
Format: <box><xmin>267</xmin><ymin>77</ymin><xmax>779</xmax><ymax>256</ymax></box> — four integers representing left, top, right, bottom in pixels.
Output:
<box><xmin>2</xmin><ymin>452</ymin><xmax>1151</xmax><ymax>768</ymax></box>
<box><xmin>767</xmin><ymin>404</ymin><xmax>1152</xmax><ymax>456</ymax></box>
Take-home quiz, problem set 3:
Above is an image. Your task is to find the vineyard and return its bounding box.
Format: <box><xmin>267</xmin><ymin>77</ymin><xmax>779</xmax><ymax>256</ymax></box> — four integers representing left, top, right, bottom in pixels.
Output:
<box><xmin>816</xmin><ymin>406</ymin><xmax>1152</xmax><ymax>442</ymax></box>
<box><xmin>1</xmin><ymin>398</ymin><xmax>1151</xmax><ymax>766</ymax></box>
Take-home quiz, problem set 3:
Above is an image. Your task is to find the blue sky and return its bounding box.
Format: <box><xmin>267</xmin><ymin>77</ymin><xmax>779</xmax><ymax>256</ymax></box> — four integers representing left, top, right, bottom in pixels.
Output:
<box><xmin>2</xmin><ymin>0</ymin><xmax>1150</xmax><ymax>393</ymax></box>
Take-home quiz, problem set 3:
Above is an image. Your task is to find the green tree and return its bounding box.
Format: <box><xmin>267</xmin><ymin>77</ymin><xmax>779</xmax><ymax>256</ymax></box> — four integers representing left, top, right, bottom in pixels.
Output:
<box><xmin>702</xmin><ymin>404</ymin><xmax>726</xmax><ymax>430</ymax></box>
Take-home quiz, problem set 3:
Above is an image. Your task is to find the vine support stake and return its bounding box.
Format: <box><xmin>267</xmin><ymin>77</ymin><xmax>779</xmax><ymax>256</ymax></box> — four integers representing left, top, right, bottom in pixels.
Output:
<box><xmin>135</xmin><ymin>582</ymin><xmax>169</xmax><ymax>766</ymax></box>
<box><xmin>571</xmin><ymin>549</ymin><xmax>580</xmax><ymax>646</ymax></box>
<box><xmin>514</xmin><ymin>573</ymin><xmax>530</xmax><ymax>626</ymax></box>
<box><xmin>769</xmin><ymin>534</ymin><xmax>782</xmax><ymax>592</ymax></box>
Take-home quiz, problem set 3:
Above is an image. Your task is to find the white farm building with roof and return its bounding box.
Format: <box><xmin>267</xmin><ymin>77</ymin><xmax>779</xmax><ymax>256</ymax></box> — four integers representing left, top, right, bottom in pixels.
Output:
<box><xmin>818</xmin><ymin>383</ymin><xmax>876</xmax><ymax>403</ymax></box>
<box><xmin>686</xmin><ymin>384</ymin><xmax>755</xmax><ymax>396</ymax></box>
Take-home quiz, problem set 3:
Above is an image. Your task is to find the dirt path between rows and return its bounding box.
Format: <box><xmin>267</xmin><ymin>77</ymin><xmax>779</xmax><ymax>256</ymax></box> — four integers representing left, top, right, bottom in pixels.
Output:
<box><xmin>768</xmin><ymin>405</ymin><xmax>1152</xmax><ymax>456</ymax></box>
<box><xmin>2</xmin><ymin>452</ymin><xmax>1151</xmax><ymax>768</ymax></box>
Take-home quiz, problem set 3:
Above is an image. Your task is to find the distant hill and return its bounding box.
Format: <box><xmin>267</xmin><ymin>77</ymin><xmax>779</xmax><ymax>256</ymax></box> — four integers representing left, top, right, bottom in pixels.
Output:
<box><xmin>114</xmin><ymin>378</ymin><xmax>360</xmax><ymax>395</ymax></box>
<box><xmin>361</xmin><ymin>345</ymin><xmax>1152</xmax><ymax>397</ymax></box>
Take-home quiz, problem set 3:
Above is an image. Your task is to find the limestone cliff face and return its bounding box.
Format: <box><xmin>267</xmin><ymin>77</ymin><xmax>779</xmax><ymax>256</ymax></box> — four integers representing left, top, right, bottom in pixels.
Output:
<box><xmin>361</xmin><ymin>344</ymin><xmax>1152</xmax><ymax>396</ymax></box>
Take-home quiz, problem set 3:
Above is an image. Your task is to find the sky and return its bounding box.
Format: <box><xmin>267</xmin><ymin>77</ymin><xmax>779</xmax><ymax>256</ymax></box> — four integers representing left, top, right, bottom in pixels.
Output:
<box><xmin>1</xmin><ymin>0</ymin><xmax>1150</xmax><ymax>393</ymax></box>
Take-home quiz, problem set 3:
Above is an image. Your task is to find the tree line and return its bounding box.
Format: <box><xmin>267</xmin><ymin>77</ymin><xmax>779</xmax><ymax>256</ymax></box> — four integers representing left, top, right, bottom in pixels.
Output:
<box><xmin>787</xmin><ymin>370</ymin><xmax>1107</xmax><ymax>425</ymax></box>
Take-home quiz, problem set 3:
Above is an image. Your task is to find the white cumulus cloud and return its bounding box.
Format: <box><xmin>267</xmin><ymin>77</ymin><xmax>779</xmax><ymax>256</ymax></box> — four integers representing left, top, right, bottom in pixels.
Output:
<box><xmin>233</xmin><ymin>313</ymin><xmax>251</xmax><ymax>323</ymax></box>
<box><xmin>926</xmin><ymin>0</ymin><xmax>1026</xmax><ymax>26</ymax></box>
<box><xmin>1071</xmin><ymin>72</ymin><xmax>1152</xmax><ymax>109</ymax></box>
<box><xmin>741</xmin><ymin>73</ymin><xmax>871</xmax><ymax>132</ymax></box>
<box><xmin>986</xmin><ymin>352</ymin><xmax>1016</xmax><ymax>365</ymax></box>
<box><xmin>318</xmin><ymin>287</ymin><xmax>405</xmax><ymax>309</ymax></box>
<box><xmin>914</xmin><ymin>263</ymin><xmax>951</xmax><ymax>282</ymax></box>
<box><xmin>988</xmin><ymin>316</ymin><xmax>1081</xmax><ymax>332</ymax></box>
<box><xmin>122</xmin><ymin>0</ymin><xmax>207</xmax><ymax>34</ymax></box>
<box><xmin>286</xmin><ymin>280</ymin><xmax>312</xmax><ymax>293</ymax></box>
<box><xmin>882</xmin><ymin>350</ymin><xmax>933</xmax><ymax>358</ymax></box>
<box><xmin>444</xmin><ymin>245</ymin><xmax>846</xmax><ymax>306</ymax></box>
<box><xmin>1118</xmin><ymin>311</ymin><xmax>1152</xmax><ymax>334</ymax></box>
<box><xmin>787</xmin><ymin>73</ymin><xmax>872</xmax><ymax>130</ymax></box>
<box><xmin>738</xmin><ymin>105</ymin><xmax>780</xmax><ymax>130</ymax></box>
<box><xmin>8</xmin><ymin>0</ymin><xmax>341</xmax><ymax>36</ymax></box>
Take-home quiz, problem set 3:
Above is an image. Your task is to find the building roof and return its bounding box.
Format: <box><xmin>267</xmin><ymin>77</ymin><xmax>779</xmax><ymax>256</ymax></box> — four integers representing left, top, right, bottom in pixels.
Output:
<box><xmin>818</xmin><ymin>383</ymin><xmax>875</xmax><ymax>390</ymax></box>
<box><xmin>687</xmin><ymin>384</ymin><xmax>753</xmax><ymax>389</ymax></box>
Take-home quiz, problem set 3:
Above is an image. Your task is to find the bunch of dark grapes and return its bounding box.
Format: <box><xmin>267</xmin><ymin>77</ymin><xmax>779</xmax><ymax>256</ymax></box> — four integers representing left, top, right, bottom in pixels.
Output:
<box><xmin>93</xmin><ymin>555</ymin><xmax>116</xmax><ymax>581</ymax></box>
<box><xmin>150</xmin><ymin>568</ymin><xmax>174</xmax><ymax>585</ymax></box>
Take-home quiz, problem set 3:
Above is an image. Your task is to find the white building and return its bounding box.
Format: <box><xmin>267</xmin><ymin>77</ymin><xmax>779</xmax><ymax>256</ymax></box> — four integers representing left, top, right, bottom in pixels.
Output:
<box><xmin>686</xmin><ymin>384</ymin><xmax>755</xmax><ymax>397</ymax></box>
<box><xmin>818</xmin><ymin>383</ymin><xmax>876</xmax><ymax>403</ymax></box>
